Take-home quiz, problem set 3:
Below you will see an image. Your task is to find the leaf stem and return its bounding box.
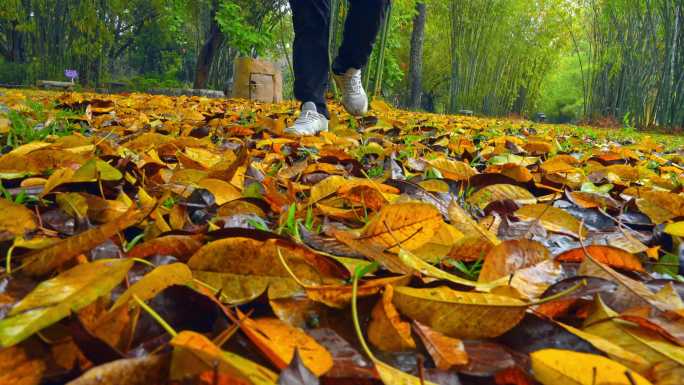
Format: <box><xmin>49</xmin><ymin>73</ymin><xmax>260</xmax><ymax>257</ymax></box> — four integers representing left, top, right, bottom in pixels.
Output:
<box><xmin>351</xmin><ymin>262</ymin><xmax>380</xmax><ymax>361</ymax></box>
<box><xmin>133</xmin><ymin>294</ymin><xmax>177</xmax><ymax>337</ymax></box>
<box><xmin>530</xmin><ymin>279</ymin><xmax>587</xmax><ymax>306</ymax></box>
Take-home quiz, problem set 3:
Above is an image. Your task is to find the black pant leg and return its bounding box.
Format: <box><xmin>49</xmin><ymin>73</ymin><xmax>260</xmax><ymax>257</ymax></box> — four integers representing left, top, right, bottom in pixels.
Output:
<box><xmin>289</xmin><ymin>0</ymin><xmax>331</xmax><ymax>118</ymax></box>
<box><xmin>332</xmin><ymin>0</ymin><xmax>389</xmax><ymax>74</ymax></box>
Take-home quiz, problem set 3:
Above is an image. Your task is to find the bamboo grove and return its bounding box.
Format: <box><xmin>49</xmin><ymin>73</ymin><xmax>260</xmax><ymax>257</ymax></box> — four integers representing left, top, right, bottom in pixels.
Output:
<box><xmin>0</xmin><ymin>0</ymin><xmax>682</xmax><ymax>128</ymax></box>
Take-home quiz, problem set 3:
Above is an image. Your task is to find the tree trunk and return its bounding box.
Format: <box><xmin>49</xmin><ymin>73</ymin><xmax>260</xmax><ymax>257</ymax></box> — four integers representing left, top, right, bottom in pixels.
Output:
<box><xmin>194</xmin><ymin>0</ymin><xmax>225</xmax><ymax>89</ymax></box>
<box><xmin>408</xmin><ymin>1</ymin><xmax>426</xmax><ymax>110</ymax></box>
<box><xmin>448</xmin><ymin>1</ymin><xmax>459</xmax><ymax>114</ymax></box>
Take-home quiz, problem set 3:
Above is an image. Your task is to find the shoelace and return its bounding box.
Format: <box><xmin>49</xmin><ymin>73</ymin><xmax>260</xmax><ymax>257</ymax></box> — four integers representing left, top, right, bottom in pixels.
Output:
<box><xmin>344</xmin><ymin>73</ymin><xmax>363</xmax><ymax>95</ymax></box>
<box><xmin>295</xmin><ymin>110</ymin><xmax>320</xmax><ymax>125</ymax></box>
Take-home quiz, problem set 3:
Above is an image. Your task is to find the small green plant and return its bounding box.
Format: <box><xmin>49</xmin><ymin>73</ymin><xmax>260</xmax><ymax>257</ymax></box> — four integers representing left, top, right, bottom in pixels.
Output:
<box><xmin>444</xmin><ymin>258</ymin><xmax>483</xmax><ymax>280</ymax></box>
<box><xmin>267</xmin><ymin>161</ymin><xmax>283</xmax><ymax>177</ymax></box>
<box><xmin>0</xmin><ymin>184</ymin><xmax>40</xmax><ymax>205</ymax></box>
<box><xmin>161</xmin><ymin>196</ymin><xmax>178</xmax><ymax>209</ymax></box>
<box><xmin>278</xmin><ymin>203</ymin><xmax>301</xmax><ymax>240</ymax></box>
<box><xmin>424</xmin><ymin>167</ymin><xmax>442</xmax><ymax>180</ymax></box>
<box><xmin>367</xmin><ymin>165</ymin><xmax>385</xmax><ymax>178</ymax></box>
<box><xmin>2</xmin><ymin>103</ymin><xmax>82</xmax><ymax>148</ymax></box>
<box><xmin>123</xmin><ymin>232</ymin><xmax>146</xmax><ymax>252</ymax></box>
<box><xmin>247</xmin><ymin>217</ymin><xmax>270</xmax><ymax>231</ymax></box>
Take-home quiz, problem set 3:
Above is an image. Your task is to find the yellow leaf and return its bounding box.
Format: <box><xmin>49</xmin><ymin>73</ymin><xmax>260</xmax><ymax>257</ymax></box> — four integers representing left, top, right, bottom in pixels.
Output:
<box><xmin>111</xmin><ymin>263</ymin><xmax>193</xmax><ymax>310</ymax></box>
<box><xmin>427</xmin><ymin>158</ymin><xmax>477</xmax><ymax>180</ymax></box>
<box><xmin>197</xmin><ymin>178</ymin><xmax>242</xmax><ymax>205</ymax></box>
<box><xmin>531</xmin><ymin>349</ymin><xmax>653</xmax><ymax>385</ymax></box>
<box><xmin>448</xmin><ymin>202</ymin><xmax>500</xmax><ymax>245</ymax></box>
<box><xmin>170</xmin><ymin>331</ymin><xmax>278</xmax><ymax>385</ymax></box>
<box><xmin>239</xmin><ymin>316</ymin><xmax>333</xmax><ymax>376</ymax></box>
<box><xmin>392</xmin><ymin>286</ymin><xmax>527</xmax><ymax>339</ymax></box>
<box><xmin>515</xmin><ymin>204</ymin><xmax>587</xmax><ymax>238</ymax></box>
<box><xmin>664</xmin><ymin>221</ymin><xmax>684</xmax><ymax>237</ymax></box>
<box><xmin>359</xmin><ymin>202</ymin><xmax>443</xmax><ymax>252</ymax></box>
<box><xmin>368</xmin><ymin>285</ymin><xmax>416</xmax><ymax>352</ymax></box>
<box><xmin>0</xmin><ymin>198</ymin><xmax>37</xmax><ymax>237</ymax></box>
<box><xmin>555</xmin><ymin>322</ymin><xmax>651</xmax><ymax>374</ymax></box>
<box><xmin>0</xmin><ymin>259</ymin><xmax>133</xmax><ymax>347</ymax></box>
<box><xmin>467</xmin><ymin>184</ymin><xmax>536</xmax><ymax>209</ymax></box>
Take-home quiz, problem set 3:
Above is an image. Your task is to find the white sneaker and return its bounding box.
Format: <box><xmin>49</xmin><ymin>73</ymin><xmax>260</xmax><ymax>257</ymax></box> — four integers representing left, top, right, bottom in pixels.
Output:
<box><xmin>285</xmin><ymin>102</ymin><xmax>329</xmax><ymax>136</ymax></box>
<box><xmin>333</xmin><ymin>68</ymin><xmax>368</xmax><ymax>116</ymax></box>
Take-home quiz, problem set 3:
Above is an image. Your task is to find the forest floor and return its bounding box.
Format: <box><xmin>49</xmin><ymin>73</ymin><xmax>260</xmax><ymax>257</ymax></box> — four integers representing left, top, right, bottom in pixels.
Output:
<box><xmin>0</xmin><ymin>88</ymin><xmax>683</xmax><ymax>385</ymax></box>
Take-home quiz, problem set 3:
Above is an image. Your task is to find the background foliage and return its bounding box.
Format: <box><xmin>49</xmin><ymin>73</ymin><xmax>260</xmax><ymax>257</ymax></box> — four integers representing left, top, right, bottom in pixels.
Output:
<box><xmin>0</xmin><ymin>0</ymin><xmax>682</xmax><ymax>128</ymax></box>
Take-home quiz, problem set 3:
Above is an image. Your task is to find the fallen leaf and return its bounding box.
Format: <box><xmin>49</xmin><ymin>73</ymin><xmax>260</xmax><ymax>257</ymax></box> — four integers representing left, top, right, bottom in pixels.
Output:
<box><xmin>413</xmin><ymin>320</ymin><xmax>468</xmax><ymax>370</ymax></box>
<box><xmin>556</xmin><ymin>245</ymin><xmax>644</xmax><ymax>272</ymax></box>
<box><xmin>239</xmin><ymin>315</ymin><xmax>333</xmax><ymax>376</ymax></box>
<box><xmin>0</xmin><ymin>198</ymin><xmax>37</xmax><ymax>237</ymax></box>
<box><xmin>392</xmin><ymin>286</ymin><xmax>528</xmax><ymax>339</ymax></box>
<box><xmin>0</xmin><ymin>343</ymin><xmax>46</xmax><ymax>385</ymax></box>
<box><xmin>664</xmin><ymin>221</ymin><xmax>684</xmax><ymax>237</ymax></box>
<box><xmin>111</xmin><ymin>263</ymin><xmax>193</xmax><ymax>310</ymax></box>
<box><xmin>22</xmin><ymin>206</ymin><xmax>150</xmax><ymax>276</ymax></box>
<box><xmin>66</xmin><ymin>354</ymin><xmax>169</xmax><ymax>385</ymax></box>
<box><xmin>555</xmin><ymin>322</ymin><xmax>651</xmax><ymax>374</ymax></box>
<box><xmin>515</xmin><ymin>204</ymin><xmax>587</xmax><ymax>238</ymax></box>
<box><xmin>530</xmin><ymin>349</ymin><xmax>653</xmax><ymax>385</ymax></box>
<box><xmin>368</xmin><ymin>285</ymin><xmax>416</xmax><ymax>352</ymax></box>
<box><xmin>359</xmin><ymin>202</ymin><xmax>443</xmax><ymax>252</ymax></box>
<box><xmin>278</xmin><ymin>349</ymin><xmax>319</xmax><ymax>385</ymax></box>
<box><xmin>468</xmin><ymin>184</ymin><xmax>536</xmax><ymax>210</ymax></box>
<box><xmin>479</xmin><ymin>239</ymin><xmax>550</xmax><ymax>283</ymax></box>
<box><xmin>170</xmin><ymin>330</ymin><xmax>278</xmax><ymax>385</ymax></box>
<box><xmin>0</xmin><ymin>259</ymin><xmax>133</xmax><ymax>347</ymax></box>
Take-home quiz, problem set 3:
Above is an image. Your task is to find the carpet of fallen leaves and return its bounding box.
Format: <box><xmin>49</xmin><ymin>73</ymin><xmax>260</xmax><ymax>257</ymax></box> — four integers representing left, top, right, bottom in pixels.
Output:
<box><xmin>0</xmin><ymin>88</ymin><xmax>684</xmax><ymax>385</ymax></box>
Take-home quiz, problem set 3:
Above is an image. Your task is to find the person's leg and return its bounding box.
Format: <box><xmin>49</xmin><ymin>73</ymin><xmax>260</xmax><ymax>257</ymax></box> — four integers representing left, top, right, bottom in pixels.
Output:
<box><xmin>332</xmin><ymin>0</ymin><xmax>389</xmax><ymax>74</ymax></box>
<box><xmin>289</xmin><ymin>0</ymin><xmax>331</xmax><ymax>119</ymax></box>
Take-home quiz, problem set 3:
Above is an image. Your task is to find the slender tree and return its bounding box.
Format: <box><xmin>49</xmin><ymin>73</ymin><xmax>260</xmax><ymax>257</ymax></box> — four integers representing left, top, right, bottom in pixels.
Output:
<box><xmin>408</xmin><ymin>1</ymin><xmax>426</xmax><ymax>109</ymax></box>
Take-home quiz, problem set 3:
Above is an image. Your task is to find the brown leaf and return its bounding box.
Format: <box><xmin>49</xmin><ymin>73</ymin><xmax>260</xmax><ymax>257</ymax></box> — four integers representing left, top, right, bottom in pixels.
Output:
<box><xmin>479</xmin><ymin>239</ymin><xmax>551</xmax><ymax>282</ymax></box>
<box><xmin>413</xmin><ymin>321</ymin><xmax>468</xmax><ymax>370</ymax></box>
<box><xmin>67</xmin><ymin>354</ymin><xmax>170</xmax><ymax>385</ymax></box>
<box><xmin>22</xmin><ymin>205</ymin><xmax>151</xmax><ymax>276</ymax></box>
<box><xmin>556</xmin><ymin>245</ymin><xmax>644</xmax><ymax>272</ymax></box>
<box><xmin>126</xmin><ymin>234</ymin><xmax>204</xmax><ymax>261</ymax></box>
<box><xmin>0</xmin><ymin>342</ymin><xmax>46</xmax><ymax>385</ymax></box>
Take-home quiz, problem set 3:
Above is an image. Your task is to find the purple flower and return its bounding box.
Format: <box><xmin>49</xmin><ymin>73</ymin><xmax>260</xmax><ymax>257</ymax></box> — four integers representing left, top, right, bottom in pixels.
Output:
<box><xmin>64</xmin><ymin>69</ymin><xmax>78</xmax><ymax>81</ymax></box>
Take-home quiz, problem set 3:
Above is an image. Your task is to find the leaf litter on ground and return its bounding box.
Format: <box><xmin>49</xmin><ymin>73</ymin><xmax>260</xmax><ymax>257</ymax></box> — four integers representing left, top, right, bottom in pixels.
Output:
<box><xmin>0</xmin><ymin>88</ymin><xmax>683</xmax><ymax>384</ymax></box>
